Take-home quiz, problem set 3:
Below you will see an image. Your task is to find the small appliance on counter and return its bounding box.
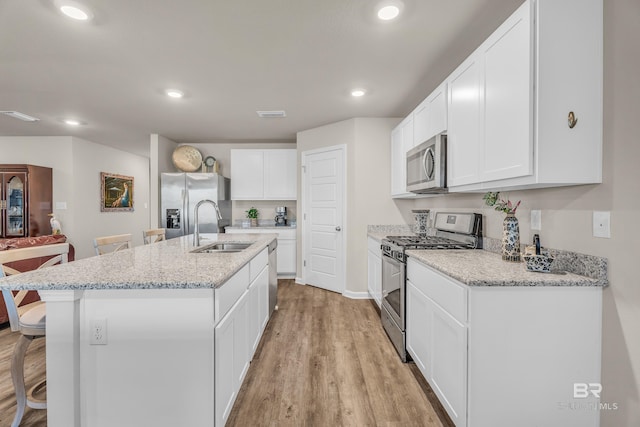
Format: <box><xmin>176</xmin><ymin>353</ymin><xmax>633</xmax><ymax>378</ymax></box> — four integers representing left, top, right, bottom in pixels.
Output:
<box><xmin>275</xmin><ymin>206</ymin><xmax>288</xmax><ymax>226</ymax></box>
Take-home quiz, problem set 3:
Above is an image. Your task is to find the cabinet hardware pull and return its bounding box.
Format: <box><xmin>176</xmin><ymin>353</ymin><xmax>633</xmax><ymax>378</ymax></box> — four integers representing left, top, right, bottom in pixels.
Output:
<box><xmin>568</xmin><ymin>111</ymin><xmax>578</xmax><ymax>129</ymax></box>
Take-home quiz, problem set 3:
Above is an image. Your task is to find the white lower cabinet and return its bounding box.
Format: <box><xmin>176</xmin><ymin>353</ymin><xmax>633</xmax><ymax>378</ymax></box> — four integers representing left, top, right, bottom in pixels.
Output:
<box><xmin>406</xmin><ymin>274</ymin><xmax>467</xmax><ymax>427</ymax></box>
<box><xmin>366</xmin><ymin>237</ymin><xmax>382</xmax><ymax>307</ymax></box>
<box><xmin>215</xmin><ymin>248</ymin><xmax>270</xmax><ymax>427</ymax></box>
<box><xmin>406</xmin><ymin>257</ymin><xmax>602</xmax><ymax>427</ymax></box>
<box><xmin>215</xmin><ymin>290</ymin><xmax>247</xmax><ymax>427</ymax></box>
<box><xmin>226</xmin><ymin>228</ymin><xmax>296</xmax><ymax>277</ymax></box>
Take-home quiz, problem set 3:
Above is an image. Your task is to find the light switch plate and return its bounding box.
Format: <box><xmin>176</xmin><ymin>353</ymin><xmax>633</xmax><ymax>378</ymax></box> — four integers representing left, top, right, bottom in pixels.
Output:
<box><xmin>531</xmin><ymin>210</ymin><xmax>541</xmax><ymax>230</ymax></box>
<box><xmin>593</xmin><ymin>211</ymin><xmax>611</xmax><ymax>238</ymax></box>
<box><xmin>55</xmin><ymin>201</ymin><xmax>67</xmax><ymax>210</ymax></box>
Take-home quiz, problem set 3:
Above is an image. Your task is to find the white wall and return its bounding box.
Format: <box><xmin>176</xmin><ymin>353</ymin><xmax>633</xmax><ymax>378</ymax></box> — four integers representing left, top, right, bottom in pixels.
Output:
<box><xmin>296</xmin><ymin>118</ymin><xmax>410</xmax><ymax>293</ymax></box>
<box><xmin>0</xmin><ymin>136</ymin><xmax>150</xmax><ymax>259</ymax></box>
<box><xmin>150</xmin><ymin>134</ymin><xmax>178</xmax><ymax>227</ymax></box>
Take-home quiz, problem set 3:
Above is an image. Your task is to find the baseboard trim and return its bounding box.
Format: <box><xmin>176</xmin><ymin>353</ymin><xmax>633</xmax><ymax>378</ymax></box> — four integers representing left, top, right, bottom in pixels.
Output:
<box><xmin>295</xmin><ymin>277</ymin><xmax>305</xmax><ymax>285</ymax></box>
<box><xmin>342</xmin><ymin>290</ymin><xmax>372</xmax><ymax>300</ymax></box>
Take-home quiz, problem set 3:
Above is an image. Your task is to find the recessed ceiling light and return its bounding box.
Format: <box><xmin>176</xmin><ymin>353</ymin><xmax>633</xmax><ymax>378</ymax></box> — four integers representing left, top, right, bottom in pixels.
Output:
<box><xmin>64</xmin><ymin>119</ymin><xmax>81</xmax><ymax>126</ymax></box>
<box><xmin>166</xmin><ymin>89</ymin><xmax>184</xmax><ymax>99</ymax></box>
<box><xmin>0</xmin><ymin>111</ymin><xmax>40</xmax><ymax>122</ymax></box>
<box><xmin>377</xmin><ymin>5</ymin><xmax>400</xmax><ymax>20</ymax></box>
<box><xmin>351</xmin><ymin>89</ymin><xmax>366</xmax><ymax>97</ymax></box>
<box><xmin>56</xmin><ymin>1</ymin><xmax>93</xmax><ymax>21</ymax></box>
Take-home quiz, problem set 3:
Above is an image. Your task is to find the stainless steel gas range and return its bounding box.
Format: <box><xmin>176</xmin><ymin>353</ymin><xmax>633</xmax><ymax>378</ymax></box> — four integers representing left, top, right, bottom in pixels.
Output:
<box><xmin>380</xmin><ymin>212</ymin><xmax>483</xmax><ymax>362</ymax></box>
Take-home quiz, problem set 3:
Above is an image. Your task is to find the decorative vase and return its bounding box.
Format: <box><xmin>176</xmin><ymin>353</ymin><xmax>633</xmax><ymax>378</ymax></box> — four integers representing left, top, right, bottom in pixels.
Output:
<box><xmin>501</xmin><ymin>213</ymin><xmax>521</xmax><ymax>262</ymax></box>
<box><xmin>412</xmin><ymin>209</ymin><xmax>430</xmax><ymax>237</ymax></box>
<box><xmin>250</xmin><ymin>218</ymin><xmax>258</xmax><ymax>227</ymax></box>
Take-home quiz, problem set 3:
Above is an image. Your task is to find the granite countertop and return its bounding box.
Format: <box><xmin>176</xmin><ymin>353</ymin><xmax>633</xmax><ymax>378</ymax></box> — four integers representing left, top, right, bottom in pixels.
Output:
<box><xmin>0</xmin><ymin>233</ymin><xmax>277</xmax><ymax>291</ymax></box>
<box><xmin>367</xmin><ymin>224</ymin><xmax>607</xmax><ymax>287</ymax></box>
<box><xmin>367</xmin><ymin>225</ymin><xmax>413</xmax><ymax>243</ymax></box>
<box><xmin>226</xmin><ymin>225</ymin><xmax>296</xmax><ymax>230</ymax></box>
<box><xmin>406</xmin><ymin>249</ymin><xmax>607</xmax><ymax>287</ymax></box>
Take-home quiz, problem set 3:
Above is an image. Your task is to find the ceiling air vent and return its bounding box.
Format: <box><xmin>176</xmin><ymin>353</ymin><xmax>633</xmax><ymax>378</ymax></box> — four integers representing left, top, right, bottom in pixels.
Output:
<box><xmin>257</xmin><ymin>110</ymin><xmax>286</xmax><ymax>118</ymax></box>
<box><xmin>0</xmin><ymin>111</ymin><xmax>40</xmax><ymax>122</ymax></box>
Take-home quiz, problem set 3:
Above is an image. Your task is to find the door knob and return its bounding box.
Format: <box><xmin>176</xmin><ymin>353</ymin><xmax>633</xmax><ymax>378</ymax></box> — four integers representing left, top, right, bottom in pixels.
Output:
<box><xmin>335</xmin><ymin>226</ymin><xmax>341</xmax><ymax>231</ymax></box>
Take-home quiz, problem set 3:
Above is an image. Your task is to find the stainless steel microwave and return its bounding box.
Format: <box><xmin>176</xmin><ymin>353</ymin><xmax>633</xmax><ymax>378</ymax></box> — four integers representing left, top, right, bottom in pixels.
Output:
<box><xmin>406</xmin><ymin>134</ymin><xmax>447</xmax><ymax>193</ymax></box>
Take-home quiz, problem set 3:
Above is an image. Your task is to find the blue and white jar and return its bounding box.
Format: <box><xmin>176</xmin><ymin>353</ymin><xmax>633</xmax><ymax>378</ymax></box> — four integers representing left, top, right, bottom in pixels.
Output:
<box><xmin>502</xmin><ymin>213</ymin><xmax>521</xmax><ymax>262</ymax></box>
<box><xmin>412</xmin><ymin>209</ymin><xmax>430</xmax><ymax>237</ymax></box>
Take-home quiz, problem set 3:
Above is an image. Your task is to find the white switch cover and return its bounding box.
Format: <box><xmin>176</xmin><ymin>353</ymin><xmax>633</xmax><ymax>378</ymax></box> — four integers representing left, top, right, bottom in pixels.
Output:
<box><xmin>593</xmin><ymin>211</ymin><xmax>611</xmax><ymax>238</ymax></box>
<box><xmin>531</xmin><ymin>210</ymin><xmax>541</xmax><ymax>230</ymax></box>
<box><xmin>55</xmin><ymin>201</ymin><xmax>67</xmax><ymax>210</ymax></box>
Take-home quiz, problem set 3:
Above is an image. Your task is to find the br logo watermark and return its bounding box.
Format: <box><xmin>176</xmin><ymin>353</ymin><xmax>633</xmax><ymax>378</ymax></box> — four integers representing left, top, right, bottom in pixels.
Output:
<box><xmin>557</xmin><ymin>383</ymin><xmax>618</xmax><ymax>411</ymax></box>
<box><xmin>574</xmin><ymin>383</ymin><xmax>602</xmax><ymax>399</ymax></box>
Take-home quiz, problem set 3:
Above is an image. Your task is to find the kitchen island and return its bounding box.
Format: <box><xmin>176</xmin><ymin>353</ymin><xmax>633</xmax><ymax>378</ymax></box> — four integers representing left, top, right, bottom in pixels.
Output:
<box><xmin>0</xmin><ymin>233</ymin><xmax>277</xmax><ymax>427</ymax></box>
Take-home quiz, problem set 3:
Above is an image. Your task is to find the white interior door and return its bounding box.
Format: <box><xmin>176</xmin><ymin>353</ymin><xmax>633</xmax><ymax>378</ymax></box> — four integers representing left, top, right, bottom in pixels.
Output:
<box><xmin>302</xmin><ymin>146</ymin><xmax>345</xmax><ymax>294</ymax></box>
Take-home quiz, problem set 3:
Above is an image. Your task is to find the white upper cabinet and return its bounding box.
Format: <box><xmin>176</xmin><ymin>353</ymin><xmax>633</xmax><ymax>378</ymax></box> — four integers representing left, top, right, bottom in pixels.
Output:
<box><xmin>231</xmin><ymin>149</ymin><xmax>297</xmax><ymax>200</ymax></box>
<box><xmin>414</xmin><ymin>81</ymin><xmax>448</xmax><ymax>146</ymax></box>
<box><xmin>447</xmin><ymin>55</ymin><xmax>482</xmax><ymax>187</ymax></box>
<box><xmin>447</xmin><ymin>0</ymin><xmax>603</xmax><ymax>192</ymax></box>
<box><xmin>264</xmin><ymin>150</ymin><xmax>297</xmax><ymax>199</ymax></box>
<box><xmin>390</xmin><ymin>115</ymin><xmax>416</xmax><ymax>198</ymax></box>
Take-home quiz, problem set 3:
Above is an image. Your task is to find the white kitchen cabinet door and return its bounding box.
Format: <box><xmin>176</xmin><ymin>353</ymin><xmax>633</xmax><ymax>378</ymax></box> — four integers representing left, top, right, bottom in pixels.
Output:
<box><xmin>230</xmin><ymin>150</ymin><xmax>265</xmax><ymax>200</ymax></box>
<box><xmin>367</xmin><ymin>250</ymin><xmax>382</xmax><ymax>307</ymax></box>
<box><xmin>414</xmin><ymin>82</ymin><xmax>448</xmax><ymax>146</ymax></box>
<box><xmin>248</xmin><ymin>275</ymin><xmax>261</xmax><ymax>359</ymax></box>
<box><xmin>480</xmin><ymin>2</ymin><xmax>533</xmax><ymax>183</ymax></box>
<box><xmin>390</xmin><ymin>116</ymin><xmax>416</xmax><ymax>198</ymax></box>
<box><xmin>276</xmin><ymin>238</ymin><xmax>296</xmax><ymax>277</ymax></box>
<box><xmin>406</xmin><ymin>280</ymin><xmax>433</xmax><ymax>378</ymax></box>
<box><xmin>256</xmin><ymin>265</ymin><xmax>270</xmax><ymax>331</ymax></box>
<box><xmin>430</xmin><ymin>300</ymin><xmax>467</xmax><ymax>427</ymax></box>
<box><xmin>426</xmin><ymin>83</ymin><xmax>448</xmax><ymax>140</ymax></box>
<box><xmin>447</xmin><ymin>54</ymin><xmax>482</xmax><ymax>187</ymax></box>
<box><xmin>215</xmin><ymin>297</ymin><xmax>240</xmax><ymax>427</ymax></box>
<box><xmin>264</xmin><ymin>149</ymin><xmax>297</xmax><ymax>200</ymax></box>
<box><xmin>447</xmin><ymin>0</ymin><xmax>602</xmax><ymax>192</ymax></box>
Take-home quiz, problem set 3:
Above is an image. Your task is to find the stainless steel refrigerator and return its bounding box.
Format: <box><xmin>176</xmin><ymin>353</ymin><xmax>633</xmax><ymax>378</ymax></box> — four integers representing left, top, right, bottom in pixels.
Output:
<box><xmin>160</xmin><ymin>173</ymin><xmax>231</xmax><ymax>240</ymax></box>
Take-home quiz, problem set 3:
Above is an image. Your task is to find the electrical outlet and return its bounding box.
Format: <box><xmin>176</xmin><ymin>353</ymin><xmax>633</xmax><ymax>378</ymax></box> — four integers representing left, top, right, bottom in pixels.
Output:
<box><xmin>593</xmin><ymin>211</ymin><xmax>611</xmax><ymax>238</ymax></box>
<box><xmin>531</xmin><ymin>210</ymin><xmax>542</xmax><ymax>231</ymax></box>
<box><xmin>90</xmin><ymin>318</ymin><xmax>107</xmax><ymax>345</ymax></box>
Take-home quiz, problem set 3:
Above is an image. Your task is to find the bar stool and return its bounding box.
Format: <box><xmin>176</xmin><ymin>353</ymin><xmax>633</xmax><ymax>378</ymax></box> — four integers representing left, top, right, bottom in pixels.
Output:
<box><xmin>93</xmin><ymin>233</ymin><xmax>133</xmax><ymax>255</ymax></box>
<box><xmin>142</xmin><ymin>228</ymin><xmax>166</xmax><ymax>245</ymax></box>
<box><xmin>0</xmin><ymin>243</ymin><xmax>70</xmax><ymax>427</ymax></box>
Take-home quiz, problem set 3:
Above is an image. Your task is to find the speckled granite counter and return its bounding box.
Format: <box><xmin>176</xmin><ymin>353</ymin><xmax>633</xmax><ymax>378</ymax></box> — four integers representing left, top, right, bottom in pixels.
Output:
<box><xmin>0</xmin><ymin>233</ymin><xmax>277</xmax><ymax>291</ymax></box>
<box><xmin>226</xmin><ymin>225</ymin><xmax>296</xmax><ymax>230</ymax></box>
<box><xmin>367</xmin><ymin>225</ymin><xmax>413</xmax><ymax>242</ymax></box>
<box><xmin>406</xmin><ymin>249</ymin><xmax>607</xmax><ymax>287</ymax></box>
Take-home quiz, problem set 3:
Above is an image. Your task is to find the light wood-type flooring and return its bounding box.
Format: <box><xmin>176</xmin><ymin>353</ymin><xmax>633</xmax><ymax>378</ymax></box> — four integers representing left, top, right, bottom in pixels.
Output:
<box><xmin>228</xmin><ymin>280</ymin><xmax>451</xmax><ymax>426</ymax></box>
<box><xmin>0</xmin><ymin>280</ymin><xmax>451</xmax><ymax>426</ymax></box>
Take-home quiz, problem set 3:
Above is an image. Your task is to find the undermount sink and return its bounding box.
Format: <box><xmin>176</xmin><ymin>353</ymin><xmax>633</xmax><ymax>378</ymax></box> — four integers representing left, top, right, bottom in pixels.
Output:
<box><xmin>192</xmin><ymin>242</ymin><xmax>253</xmax><ymax>253</ymax></box>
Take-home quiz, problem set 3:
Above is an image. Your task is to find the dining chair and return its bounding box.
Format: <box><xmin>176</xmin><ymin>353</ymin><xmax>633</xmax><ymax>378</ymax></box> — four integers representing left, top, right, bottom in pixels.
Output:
<box><xmin>142</xmin><ymin>228</ymin><xmax>166</xmax><ymax>245</ymax></box>
<box><xmin>93</xmin><ymin>233</ymin><xmax>133</xmax><ymax>255</ymax></box>
<box><xmin>0</xmin><ymin>243</ymin><xmax>70</xmax><ymax>427</ymax></box>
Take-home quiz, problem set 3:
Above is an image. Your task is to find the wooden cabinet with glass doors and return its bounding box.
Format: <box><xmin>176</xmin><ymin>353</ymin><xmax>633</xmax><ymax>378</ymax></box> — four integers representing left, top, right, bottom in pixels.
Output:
<box><xmin>0</xmin><ymin>165</ymin><xmax>53</xmax><ymax>238</ymax></box>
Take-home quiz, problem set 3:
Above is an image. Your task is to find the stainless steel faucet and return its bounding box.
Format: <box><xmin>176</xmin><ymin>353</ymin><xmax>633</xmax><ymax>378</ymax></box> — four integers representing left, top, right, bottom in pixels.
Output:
<box><xmin>193</xmin><ymin>199</ymin><xmax>223</xmax><ymax>247</ymax></box>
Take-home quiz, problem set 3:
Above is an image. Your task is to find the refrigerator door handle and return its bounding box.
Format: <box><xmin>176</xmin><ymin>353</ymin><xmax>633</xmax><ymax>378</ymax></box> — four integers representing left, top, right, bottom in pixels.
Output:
<box><xmin>182</xmin><ymin>189</ymin><xmax>188</xmax><ymax>236</ymax></box>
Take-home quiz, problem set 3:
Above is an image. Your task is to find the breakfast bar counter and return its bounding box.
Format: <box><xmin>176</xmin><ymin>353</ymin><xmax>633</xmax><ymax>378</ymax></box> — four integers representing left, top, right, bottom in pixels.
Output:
<box><xmin>0</xmin><ymin>233</ymin><xmax>277</xmax><ymax>427</ymax></box>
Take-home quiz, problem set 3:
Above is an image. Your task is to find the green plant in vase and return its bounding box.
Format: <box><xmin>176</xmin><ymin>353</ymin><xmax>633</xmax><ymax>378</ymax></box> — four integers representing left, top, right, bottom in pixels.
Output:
<box><xmin>246</xmin><ymin>207</ymin><xmax>259</xmax><ymax>227</ymax></box>
<box><xmin>483</xmin><ymin>192</ymin><xmax>522</xmax><ymax>262</ymax></box>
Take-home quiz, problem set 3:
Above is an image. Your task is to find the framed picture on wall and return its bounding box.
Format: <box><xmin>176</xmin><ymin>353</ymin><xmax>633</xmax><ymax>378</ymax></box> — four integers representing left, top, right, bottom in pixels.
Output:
<box><xmin>100</xmin><ymin>172</ymin><xmax>134</xmax><ymax>212</ymax></box>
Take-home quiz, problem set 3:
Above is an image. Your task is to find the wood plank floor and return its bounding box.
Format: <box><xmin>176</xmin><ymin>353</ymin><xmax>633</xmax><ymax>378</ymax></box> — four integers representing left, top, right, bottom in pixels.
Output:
<box><xmin>0</xmin><ymin>324</ymin><xmax>47</xmax><ymax>426</ymax></box>
<box><xmin>228</xmin><ymin>280</ymin><xmax>451</xmax><ymax>427</ymax></box>
<box><xmin>0</xmin><ymin>280</ymin><xmax>452</xmax><ymax>427</ymax></box>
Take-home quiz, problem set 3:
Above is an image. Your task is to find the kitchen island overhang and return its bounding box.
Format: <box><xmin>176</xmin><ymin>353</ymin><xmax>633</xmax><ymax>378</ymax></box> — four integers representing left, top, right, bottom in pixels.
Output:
<box><xmin>0</xmin><ymin>233</ymin><xmax>277</xmax><ymax>427</ymax></box>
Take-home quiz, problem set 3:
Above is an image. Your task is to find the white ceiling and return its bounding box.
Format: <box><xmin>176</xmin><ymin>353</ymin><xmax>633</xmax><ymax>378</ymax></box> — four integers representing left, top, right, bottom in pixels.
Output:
<box><xmin>0</xmin><ymin>0</ymin><xmax>523</xmax><ymax>157</ymax></box>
